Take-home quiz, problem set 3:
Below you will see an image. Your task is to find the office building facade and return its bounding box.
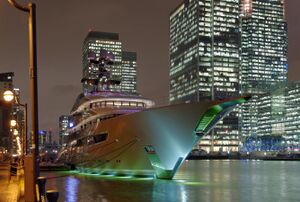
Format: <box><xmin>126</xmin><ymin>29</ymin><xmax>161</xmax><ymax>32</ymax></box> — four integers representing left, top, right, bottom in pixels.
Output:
<box><xmin>285</xmin><ymin>82</ymin><xmax>300</xmax><ymax>151</ymax></box>
<box><xmin>82</xmin><ymin>31</ymin><xmax>137</xmax><ymax>94</ymax></box>
<box><xmin>59</xmin><ymin>115</ymin><xmax>70</xmax><ymax>145</ymax></box>
<box><xmin>241</xmin><ymin>82</ymin><xmax>300</xmax><ymax>152</ymax></box>
<box><xmin>121</xmin><ymin>52</ymin><xmax>137</xmax><ymax>93</ymax></box>
<box><xmin>169</xmin><ymin>0</ymin><xmax>240</xmax><ymax>152</ymax></box>
<box><xmin>240</xmin><ymin>0</ymin><xmax>287</xmax><ymax>94</ymax></box>
<box><xmin>240</xmin><ymin>0</ymin><xmax>288</xmax><ymax>139</ymax></box>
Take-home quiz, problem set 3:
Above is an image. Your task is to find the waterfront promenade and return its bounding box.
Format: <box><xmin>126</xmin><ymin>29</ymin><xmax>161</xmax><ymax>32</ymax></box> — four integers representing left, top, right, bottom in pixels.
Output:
<box><xmin>0</xmin><ymin>162</ymin><xmax>24</xmax><ymax>202</ymax></box>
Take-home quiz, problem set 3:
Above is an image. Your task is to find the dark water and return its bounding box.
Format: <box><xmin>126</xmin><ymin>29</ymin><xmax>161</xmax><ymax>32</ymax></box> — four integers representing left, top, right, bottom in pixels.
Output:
<box><xmin>43</xmin><ymin>160</ymin><xmax>300</xmax><ymax>202</ymax></box>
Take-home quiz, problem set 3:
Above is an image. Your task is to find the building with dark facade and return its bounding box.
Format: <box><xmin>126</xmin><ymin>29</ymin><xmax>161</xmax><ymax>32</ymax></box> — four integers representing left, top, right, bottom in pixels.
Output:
<box><xmin>169</xmin><ymin>0</ymin><xmax>240</xmax><ymax>152</ymax></box>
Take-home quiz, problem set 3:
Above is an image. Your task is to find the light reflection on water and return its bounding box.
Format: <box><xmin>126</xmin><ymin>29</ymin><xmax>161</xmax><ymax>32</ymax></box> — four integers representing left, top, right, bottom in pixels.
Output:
<box><xmin>65</xmin><ymin>176</ymin><xmax>79</xmax><ymax>202</ymax></box>
<box><xmin>43</xmin><ymin>160</ymin><xmax>300</xmax><ymax>202</ymax></box>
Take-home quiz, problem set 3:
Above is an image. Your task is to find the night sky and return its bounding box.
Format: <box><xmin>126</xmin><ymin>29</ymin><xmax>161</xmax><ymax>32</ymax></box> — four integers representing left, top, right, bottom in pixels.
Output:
<box><xmin>0</xmin><ymin>0</ymin><xmax>299</xmax><ymax>135</ymax></box>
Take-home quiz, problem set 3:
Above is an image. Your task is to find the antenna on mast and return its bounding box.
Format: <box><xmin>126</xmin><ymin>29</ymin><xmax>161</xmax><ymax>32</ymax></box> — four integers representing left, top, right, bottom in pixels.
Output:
<box><xmin>81</xmin><ymin>50</ymin><xmax>121</xmax><ymax>92</ymax></box>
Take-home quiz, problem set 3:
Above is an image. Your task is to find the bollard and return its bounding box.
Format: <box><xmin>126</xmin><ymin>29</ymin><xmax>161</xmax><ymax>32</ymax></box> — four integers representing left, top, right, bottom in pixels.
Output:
<box><xmin>17</xmin><ymin>166</ymin><xmax>22</xmax><ymax>181</ymax></box>
<box><xmin>37</xmin><ymin>176</ymin><xmax>47</xmax><ymax>202</ymax></box>
<box><xmin>46</xmin><ymin>190</ymin><xmax>59</xmax><ymax>202</ymax></box>
<box><xmin>10</xmin><ymin>162</ymin><xmax>18</xmax><ymax>176</ymax></box>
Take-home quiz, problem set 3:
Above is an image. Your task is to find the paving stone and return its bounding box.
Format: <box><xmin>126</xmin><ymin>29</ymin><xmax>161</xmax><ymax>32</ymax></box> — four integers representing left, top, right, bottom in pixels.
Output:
<box><xmin>0</xmin><ymin>163</ymin><xmax>24</xmax><ymax>202</ymax></box>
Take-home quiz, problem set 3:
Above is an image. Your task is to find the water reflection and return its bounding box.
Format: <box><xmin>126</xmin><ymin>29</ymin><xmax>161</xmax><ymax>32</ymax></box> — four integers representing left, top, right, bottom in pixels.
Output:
<box><xmin>65</xmin><ymin>176</ymin><xmax>79</xmax><ymax>202</ymax></box>
<box><xmin>43</xmin><ymin>160</ymin><xmax>300</xmax><ymax>202</ymax></box>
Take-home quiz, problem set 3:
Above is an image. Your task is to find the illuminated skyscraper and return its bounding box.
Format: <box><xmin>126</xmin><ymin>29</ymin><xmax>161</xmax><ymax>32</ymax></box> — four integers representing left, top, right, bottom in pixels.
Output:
<box><xmin>240</xmin><ymin>0</ymin><xmax>287</xmax><ymax>94</ymax></box>
<box><xmin>82</xmin><ymin>31</ymin><xmax>122</xmax><ymax>93</ymax></box>
<box><xmin>121</xmin><ymin>52</ymin><xmax>137</xmax><ymax>93</ymax></box>
<box><xmin>59</xmin><ymin>115</ymin><xmax>70</xmax><ymax>145</ymax></box>
<box><xmin>169</xmin><ymin>0</ymin><xmax>240</xmax><ymax>152</ymax></box>
<box><xmin>285</xmin><ymin>82</ymin><xmax>300</xmax><ymax>151</ymax></box>
<box><xmin>241</xmin><ymin>82</ymin><xmax>300</xmax><ymax>152</ymax></box>
<box><xmin>82</xmin><ymin>31</ymin><xmax>137</xmax><ymax>94</ymax></box>
<box><xmin>240</xmin><ymin>0</ymin><xmax>288</xmax><ymax>138</ymax></box>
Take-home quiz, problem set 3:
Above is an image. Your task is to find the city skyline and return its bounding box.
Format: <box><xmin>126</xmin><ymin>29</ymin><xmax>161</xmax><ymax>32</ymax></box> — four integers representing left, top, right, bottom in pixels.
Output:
<box><xmin>0</xmin><ymin>0</ymin><xmax>299</xmax><ymax>135</ymax></box>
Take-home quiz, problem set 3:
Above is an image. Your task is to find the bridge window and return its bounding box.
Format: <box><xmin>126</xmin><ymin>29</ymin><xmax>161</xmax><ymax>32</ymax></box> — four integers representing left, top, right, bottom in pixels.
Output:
<box><xmin>114</xmin><ymin>101</ymin><xmax>122</xmax><ymax>106</ymax></box>
<box><xmin>106</xmin><ymin>101</ymin><xmax>113</xmax><ymax>106</ymax></box>
<box><xmin>145</xmin><ymin>145</ymin><xmax>156</xmax><ymax>154</ymax></box>
<box><xmin>75</xmin><ymin>139</ymin><xmax>84</xmax><ymax>147</ymax></box>
<box><xmin>94</xmin><ymin>132</ymin><xmax>108</xmax><ymax>143</ymax></box>
<box><xmin>129</xmin><ymin>102</ymin><xmax>136</xmax><ymax>107</ymax></box>
<box><xmin>137</xmin><ymin>103</ymin><xmax>144</xmax><ymax>107</ymax></box>
<box><xmin>87</xmin><ymin>136</ymin><xmax>95</xmax><ymax>145</ymax></box>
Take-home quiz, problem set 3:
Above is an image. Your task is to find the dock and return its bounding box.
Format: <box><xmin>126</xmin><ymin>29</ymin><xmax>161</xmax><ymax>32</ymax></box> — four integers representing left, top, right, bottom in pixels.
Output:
<box><xmin>0</xmin><ymin>162</ymin><xmax>24</xmax><ymax>202</ymax></box>
<box><xmin>40</xmin><ymin>164</ymin><xmax>71</xmax><ymax>171</ymax></box>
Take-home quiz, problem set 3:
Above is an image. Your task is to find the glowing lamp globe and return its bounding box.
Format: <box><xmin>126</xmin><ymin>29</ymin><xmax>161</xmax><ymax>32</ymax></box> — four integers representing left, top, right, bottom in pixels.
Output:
<box><xmin>13</xmin><ymin>129</ymin><xmax>19</xmax><ymax>136</ymax></box>
<box><xmin>10</xmin><ymin>120</ymin><xmax>17</xmax><ymax>127</ymax></box>
<box><xmin>3</xmin><ymin>90</ymin><xmax>14</xmax><ymax>102</ymax></box>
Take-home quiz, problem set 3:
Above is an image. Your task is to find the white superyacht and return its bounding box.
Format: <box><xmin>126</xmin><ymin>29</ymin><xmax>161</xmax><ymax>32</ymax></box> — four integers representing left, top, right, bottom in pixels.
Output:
<box><xmin>57</xmin><ymin>50</ymin><xmax>249</xmax><ymax>179</ymax></box>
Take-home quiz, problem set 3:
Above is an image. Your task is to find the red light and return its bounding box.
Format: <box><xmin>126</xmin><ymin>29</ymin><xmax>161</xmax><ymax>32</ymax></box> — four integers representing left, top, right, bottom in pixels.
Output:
<box><xmin>241</xmin><ymin>0</ymin><xmax>252</xmax><ymax>17</ymax></box>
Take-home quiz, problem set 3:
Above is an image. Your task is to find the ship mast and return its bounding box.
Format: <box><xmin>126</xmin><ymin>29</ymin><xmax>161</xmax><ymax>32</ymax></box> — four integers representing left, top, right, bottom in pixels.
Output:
<box><xmin>81</xmin><ymin>49</ymin><xmax>121</xmax><ymax>93</ymax></box>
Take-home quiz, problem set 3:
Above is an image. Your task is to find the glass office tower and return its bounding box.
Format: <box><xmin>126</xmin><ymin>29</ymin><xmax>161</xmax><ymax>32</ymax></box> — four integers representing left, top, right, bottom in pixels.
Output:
<box><xmin>82</xmin><ymin>31</ymin><xmax>122</xmax><ymax>93</ymax></box>
<box><xmin>121</xmin><ymin>52</ymin><xmax>137</xmax><ymax>93</ymax></box>
<box><xmin>241</xmin><ymin>82</ymin><xmax>300</xmax><ymax>152</ymax></box>
<box><xmin>169</xmin><ymin>0</ymin><xmax>240</xmax><ymax>152</ymax></box>
<box><xmin>285</xmin><ymin>82</ymin><xmax>300</xmax><ymax>151</ymax></box>
<box><xmin>59</xmin><ymin>115</ymin><xmax>70</xmax><ymax>145</ymax></box>
<box><xmin>82</xmin><ymin>31</ymin><xmax>137</xmax><ymax>94</ymax></box>
<box><xmin>240</xmin><ymin>0</ymin><xmax>288</xmax><ymax>139</ymax></box>
<box><xmin>241</xmin><ymin>0</ymin><xmax>287</xmax><ymax>94</ymax></box>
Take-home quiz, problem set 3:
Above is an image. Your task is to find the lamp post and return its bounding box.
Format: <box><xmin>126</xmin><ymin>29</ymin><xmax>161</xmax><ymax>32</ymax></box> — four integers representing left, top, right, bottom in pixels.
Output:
<box><xmin>7</xmin><ymin>0</ymin><xmax>39</xmax><ymax>201</ymax></box>
<box><xmin>3</xmin><ymin>91</ymin><xmax>28</xmax><ymax>157</ymax></box>
<box><xmin>10</xmin><ymin>119</ymin><xmax>17</xmax><ymax>127</ymax></box>
<box><xmin>3</xmin><ymin>90</ymin><xmax>31</xmax><ymax>199</ymax></box>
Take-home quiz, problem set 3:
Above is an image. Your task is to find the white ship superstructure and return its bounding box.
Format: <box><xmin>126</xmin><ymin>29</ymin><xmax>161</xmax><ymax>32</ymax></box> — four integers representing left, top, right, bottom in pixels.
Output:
<box><xmin>69</xmin><ymin>91</ymin><xmax>154</xmax><ymax>136</ymax></box>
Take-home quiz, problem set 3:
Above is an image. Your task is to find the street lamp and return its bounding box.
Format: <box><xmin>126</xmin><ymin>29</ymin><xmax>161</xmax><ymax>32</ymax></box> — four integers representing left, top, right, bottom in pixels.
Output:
<box><xmin>7</xmin><ymin>0</ymin><xmax>39</xmax><ymax>201</ymax></box>
<box><xmin>3</xmin><ymin>90</ymin><xmax>14</xmax><ymax>102</ymax></box>
<box><xmin>3</xmin><ymin>90</ymin><xmax>28</xmax><ymax>155</ymax></box>
<box><xmin>13</xmin><ymin>129</ymin><xmax>19</xmax><ymax>136</ymax></box>
<box><xmin>10</xmin><ymin>119</ymin><xmax>17</xmax><ymax>127</ymax></box>
<box><xmin>2</xmin><ymin>90</ymin><xmax>30</xmax><ymax>198</ymax></box>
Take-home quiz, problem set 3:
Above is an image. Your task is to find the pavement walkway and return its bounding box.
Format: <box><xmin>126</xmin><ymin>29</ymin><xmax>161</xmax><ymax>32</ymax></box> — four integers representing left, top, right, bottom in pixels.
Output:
<box><xmin>0</xmin><ymin>162</ymin><xmax>24</xmax><ymax>202</ymax></box>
